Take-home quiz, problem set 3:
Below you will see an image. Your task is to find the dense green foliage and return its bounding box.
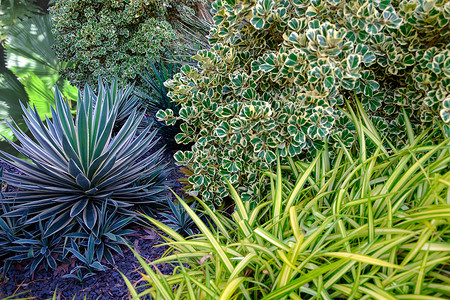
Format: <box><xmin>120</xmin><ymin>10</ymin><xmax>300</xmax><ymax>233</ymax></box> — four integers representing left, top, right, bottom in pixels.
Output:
<box><xmin>126</xmin><ymin>113</ymin><xmax>450</xmax><ymax>299</ymax></box>
<box><xmin>157</xmin><ymin>0</ymin><xmax>450</xmax><ymax>205</ymax></box>
<box><xmin>0</xmin><ymin>80</ymin><xmax>169</xmax><ymax>274</ymax></box>
<box><xmin>138</xmin><ymin>57</ymin><xmax>190</xmax><ymax>149</ymax></box>
<box><xmin>50</xmin><ymin>0</ymin><xmax>211</xmax><ymax>88</ymax></box>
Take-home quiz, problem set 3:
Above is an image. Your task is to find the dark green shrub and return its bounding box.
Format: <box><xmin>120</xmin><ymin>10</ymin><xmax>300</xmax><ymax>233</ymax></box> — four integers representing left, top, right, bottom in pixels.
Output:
<box><xmin>50</xmin><ymin>0</ymin><xmax>211</xmax><ymax>88</ymax></box>
<box><xmin>157</xmin><ymin>0</ymin><xmax>450</xmax><ymax>205</ymax></box>
<box><xmin>0</xmin><ymin>80</ymin><xmax>170</xmax><ymax>274</ymax></box>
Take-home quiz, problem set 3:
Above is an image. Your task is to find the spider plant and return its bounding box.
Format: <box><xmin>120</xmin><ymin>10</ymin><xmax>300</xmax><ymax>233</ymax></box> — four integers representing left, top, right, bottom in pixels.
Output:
<box><xmin>123</xmin><ymin>106</ymin><xmax>450</xmax><ymax>299</ymax></box>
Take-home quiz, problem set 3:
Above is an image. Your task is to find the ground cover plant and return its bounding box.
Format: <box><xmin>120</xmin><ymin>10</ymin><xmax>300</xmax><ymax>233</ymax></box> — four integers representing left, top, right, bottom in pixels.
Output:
<box><xmin>0</xmin><ymin>79</ymin><xmax>170</xmax><ymax>276</ymax></box>
<box><xmin>157</xmin><ymin>0</ymin><xmax>450</xmax><ymax>206</ymax></box>
<box><xmin>126</xmin><ymin>108</ymin><xmax>450</xmax><ymax>299</ymax></box>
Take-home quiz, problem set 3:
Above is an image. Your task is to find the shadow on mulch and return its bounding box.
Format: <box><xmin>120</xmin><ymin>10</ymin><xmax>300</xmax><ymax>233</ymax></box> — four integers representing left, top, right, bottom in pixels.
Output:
<box><xmin>0</xmin><ymin>226</ymin><xmax>174</xmax><ymax>300</ymax></box>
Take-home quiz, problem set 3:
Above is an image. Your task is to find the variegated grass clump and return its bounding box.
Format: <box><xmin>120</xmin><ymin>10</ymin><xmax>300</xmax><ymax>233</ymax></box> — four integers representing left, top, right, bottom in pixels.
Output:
<box><xmin>157</xmin><ymin>0</ymin><xmax>450</xmax><ymax>205</ymax></box>
<box><xmin>124</xmin><ymin>111</ymin><xmax>450</xmax><ymax>299</ymax></box>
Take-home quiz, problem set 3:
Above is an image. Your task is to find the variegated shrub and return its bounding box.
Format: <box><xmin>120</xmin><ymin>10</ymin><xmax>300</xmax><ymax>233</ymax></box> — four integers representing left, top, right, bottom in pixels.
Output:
<box><xmin>51</xmin><ymin>0</ymin><xmax>211</xmax><ymax>88</ymax></box>
<box><xmin>157</xmin><ymin>0</ymin><xmax>450</xmax><ymax>206</ymax></box>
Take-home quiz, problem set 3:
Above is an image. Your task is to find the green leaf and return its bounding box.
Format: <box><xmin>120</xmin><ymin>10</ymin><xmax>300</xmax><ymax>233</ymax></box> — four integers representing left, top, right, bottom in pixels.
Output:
<box><xmin>323</xmin><ymin>252</ymin><xmax>404</xmax><ymax>269</ymax></box>
<box><xmin>251</xmin><ymin>17</ymin><xmax>265</xmax><ymax>30</ymax></box>
<box><xmin>242</xmin><ymin>88</ymin><xmax>257</xmax><ymax>100</ymax></box>
<box><xmin>83</xmin><ymin>201</ymin><xmax>97</xmax><ymax>230</ymax></box>
<box><xmin>347</xmin><ymin>54</ymin><xmax>361</xmax><ymax>71</ymax></box>
<box><xmin>260</xmin><ymin>64</ymin><xmax>275</xmax><ymax>72</ymax></box>
<box><xmin>324</xmin><ymin>76</ymin><xmax>335</xmax><ymax>89</ymax></box>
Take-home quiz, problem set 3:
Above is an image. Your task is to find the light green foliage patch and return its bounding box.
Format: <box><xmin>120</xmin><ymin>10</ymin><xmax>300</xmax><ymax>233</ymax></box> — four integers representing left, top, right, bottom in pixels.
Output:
<box><xmin>0</xmin><ymin>0</ymin><xmax>41</xmax><ymax>40</ymax></box>
<box><xmin>1</xmin><ymin>14</ymin><xmax>78</xmax><ymax>143</ymax></box>
<box><xmin>159</xmin><ymin>0</ymin><xmax>450</xmax><ymax>205</ymax></box>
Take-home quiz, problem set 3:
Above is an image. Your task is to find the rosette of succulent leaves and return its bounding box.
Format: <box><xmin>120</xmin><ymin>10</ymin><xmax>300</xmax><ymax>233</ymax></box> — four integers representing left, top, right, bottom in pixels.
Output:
<box><xmin>0</xmin><ymin>79</ymin><xmax>170</xmax><ymax>275</ymax></box>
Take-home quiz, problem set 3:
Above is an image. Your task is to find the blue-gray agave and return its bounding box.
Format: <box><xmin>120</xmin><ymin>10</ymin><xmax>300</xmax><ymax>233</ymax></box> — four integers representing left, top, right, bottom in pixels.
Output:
<box><xmin>0</xmin><ymin>80</ymin><xmax>170</xmax><ymax>238</ymax></box>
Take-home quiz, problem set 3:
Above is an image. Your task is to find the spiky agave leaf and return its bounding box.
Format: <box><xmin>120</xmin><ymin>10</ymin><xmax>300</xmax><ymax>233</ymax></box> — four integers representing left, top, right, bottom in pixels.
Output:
<box><xmin>0</xmin><ymin>80</ymin><xmax>170</xmax><ymax>238</ymax></box>
<box><xmin>7</xmin><ymin>217</ymin><xmax>74</xmax><ymax>274</ymax></box>
<box><xmin>160</xmin><ymin>198</ymin><xmax>199</xmax><ymax>236</ymax></box>
<box><xmin>66</xmin><ymin>200</ymin><xmax>134</xmax><ymax>265</ymax></box>
<box><xmin>92</xmin><ymin>78</ymin><xmax>143</xmax><ymax>128</ymax></box>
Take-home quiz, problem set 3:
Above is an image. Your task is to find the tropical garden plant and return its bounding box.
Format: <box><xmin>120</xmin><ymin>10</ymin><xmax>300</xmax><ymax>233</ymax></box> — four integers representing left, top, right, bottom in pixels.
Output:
<box><xmin>0</xmin><ymin>79</ymin><xmax>170</xmax><ymax>274</ymax></box>
<box><xmin>6</xmin><ymin>219</ymin><xmax>74</xmax><ymax>274</ymax></box>
<box><xmin>1</xmin><ymin>14</ymin><xmax>77</xmax><ymax>144</ymax></box>
<box><xmin>65</xmin><ymin>200</ymin><xmax>135</xmax><ymax>266</ymax></box>
<box><xmin>0</xmin><ymin>0</ymin><xmax>42</xmax><ymax>40</ymax></box>
<box><xmin>0</xmin><ymin>168</ymin><xmax>25</xmax><ymax>265</ymax></box>
<box><xmin>138</xmin><ymin>57</ymin><xmax>195</xmax><ymax>149</ymax></box>
<box><xmin>157</xmin><ymin>0</ymin><xmax>450</xmax><ymax>206</ymax></box>
<box><xmin>125</xmin><ymin>108</ymin><xmax>450</xmax><ymax>299</ymax></box>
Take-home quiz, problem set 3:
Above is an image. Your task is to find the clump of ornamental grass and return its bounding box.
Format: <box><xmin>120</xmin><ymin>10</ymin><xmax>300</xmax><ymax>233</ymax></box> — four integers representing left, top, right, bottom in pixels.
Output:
<box><xmin>123</xmin><ymin>107</ymin><xmax>450</xmax><ymax>299</ymax></box>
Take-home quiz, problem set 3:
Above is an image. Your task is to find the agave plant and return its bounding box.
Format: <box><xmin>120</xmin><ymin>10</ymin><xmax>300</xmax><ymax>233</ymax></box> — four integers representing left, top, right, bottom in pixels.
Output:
<box><xmin>64</xmin><ymin>235</ymin><xmax>107</xmax><ymax>278</ymax></box>
<box><xmin>93</xmin><ymin>79</ymin><xmax>143</xmax><ymax>129</ymax></box>
<box><xmin>138</xmin><ymin>58</ymin><xmax>180</xmax><ymax>116</ymax></box>
<box><xmin>62</xmin><ymin>266</ymin><xmax>97</xmax><ymax>283</ymax></box>
<box><xmin>0</xmin><ymin>80</ymin><xmax>170</xmax><ymax>240</ymax></box>
<box><xmin>159</xmin><ymin>198</ymin><xmax>199</xmax><ymax>236</ymax></box>
<box><xmin>0</xmin><ymin>168</ymin><xmax>27</xmax><ymax>274</ymax></box>
<box><xmin>66</xmin><ymin>200</ymin><xmax>134</xmax><ymax>265</ymax></box>
<box><xmin>0</xmin><ymin>202</ymin><xmax>26</xmax><ymax>262</ymax></box>
<box><xmin>137</xmin><ymin>58</ymin><xmax>185</xmax><ymax>149</ymax></box>
<box><xmin>7</xmin><ymin>218</ymin><xmax>73</xmax><ymax>274</ymax></box>
<box><xmin>123</xmin><ymin>108</ymin><xmax>450</xmax><ymax>299</ymax></box>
